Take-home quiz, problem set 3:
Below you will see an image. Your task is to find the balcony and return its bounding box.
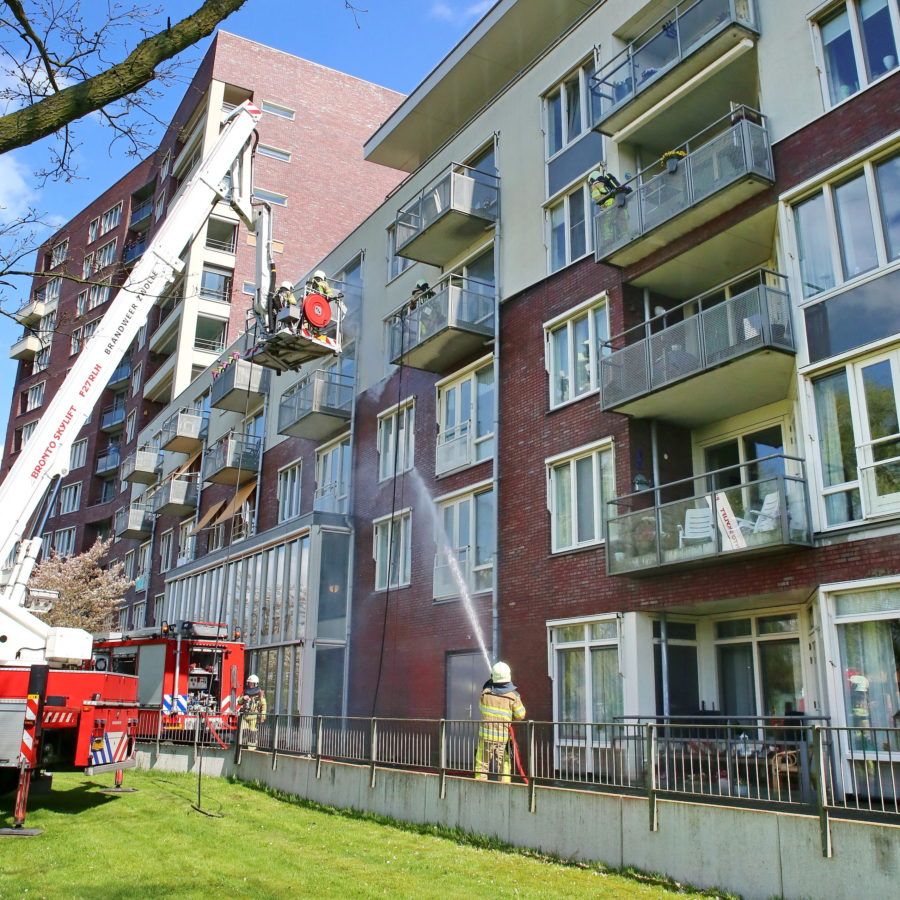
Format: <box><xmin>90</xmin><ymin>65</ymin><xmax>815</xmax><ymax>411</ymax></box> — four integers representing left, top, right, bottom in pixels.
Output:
<box><xmin>152</xmin><ymin>475</ymin><xmax>198</xmax><ymax>516</ymax></box>
<box><xmin>389</xmin><ymin>275</ymin><xmax>494</xmax><ymax>373</ymax></box>
<box><xmin>95</xmin><ymin>447</ymin><xmax>121</xmax><ymax>477</ymax></box>
<box><xmin>605</xmin><ymin>454</ymin><xmax>811</xmax><ymax>576</ymax></box>
<box><xmin>14</xmin><ymin>297</ymin><xmax>47</xmax><ymax>327</ymax></box>
<box><xmin>278</xmin><ymin>370</ymin><xmax>353</xmax><ymax>441</ymax></box>
<box><xmin>394</xmin><ymin>163</ymin><xmax>499</xmax><ymax>267</ymax></box>
<box><xmin>202</xmin><ymin>432</ymin><xmax>261</xmax><ymax>486</ymax></box>
<box><xmin>123</xmin><ymin>238</ymin><xmax>148</xmax><ymax>265</ymax></box>
<box><xmin>134</xmin><ymin>573</ymin><xmax>149</xmax><ymax>592</ymax></box>
<box><xmin>100</xmin><ymin>403</ymin><xmax>127</xmax><ymax>432</ymax></box>
<box><xmin>114</xmin><ymin>503</ymin><xmax>154</xmax><ymax>540</ymax></box>
<box><xmin>211</xmin><ymin>358</ymin><xmax>270</xmax><ymax>412</ymax></box>
<box><xmin>160</xmin><ymin>409</ymin><xmax>208</xmax><ymax>453</ymax></box>
<box><xmin>129</xmin><ymin>199</ymin><xmax>153</xmax><ymax>230</ymax></box>
<box><xmin>107</xmin><ymin>359</ymin><xmax>132</xmax><ymax>390</ymax></box>
<box><xmin>592</xmin><ymin>0</ymin><xmax>759</xmax><ymax>138</ymax></box>
<box><xmin>122</xmin><ymin>448</ymin><xmax>161</xmax><ymax>484</ymax></box>
<box><xmin>313</xmin><ymin>481</ymin><xmax>348</xmax><ymax>515</ymax></box>
<box><xmin>593</xmin><ymin>108</ymin><xmax>774</xmax><ymax>267</ymax></box>
<box><xmin>599</xmin><ymin>275</ymin><xmax>795</xmax><ymax>426</ymax></box>
<box><xmin>435</xmin><ymin>421</ymin><xmax>475</xmax><ymax>476</ymax></box>
<box><xmin>9</xmin><ymin>332</ymin><xmax>43</xmax><ymax>361</ymax></box>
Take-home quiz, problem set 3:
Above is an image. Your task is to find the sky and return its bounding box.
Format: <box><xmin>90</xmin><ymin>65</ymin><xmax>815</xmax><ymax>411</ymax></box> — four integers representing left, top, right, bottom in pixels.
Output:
<box><xmin>0</xmin><ymin>0</ymin><xmax>495</xmax><ymax>437</ymax></box>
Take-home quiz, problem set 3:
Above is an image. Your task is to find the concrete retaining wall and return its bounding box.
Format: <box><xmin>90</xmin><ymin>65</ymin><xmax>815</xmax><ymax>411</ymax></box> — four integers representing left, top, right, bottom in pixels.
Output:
<box><xmin>136</xmin><ymin>747</ymin><xmax>900</xmax><ymax>900</ymax></box>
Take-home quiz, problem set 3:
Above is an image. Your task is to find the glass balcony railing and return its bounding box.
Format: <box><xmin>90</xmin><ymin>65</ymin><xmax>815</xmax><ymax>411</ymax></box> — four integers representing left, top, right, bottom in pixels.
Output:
<box><xmin>129</xmin><ymin>199</ymin><xmax>153</xmax><ymax>228</ymax></box>
<box><xmin>313</xmin><ymin>481</ymin><xmax>348</xmax><ymax>515</ymax></box>
<box><xmin>600</xmin><ymin>273</ymin><xmax>794</xmax><ymax>420</ymax></box>
<box><xmin>593</xmin><ymin>107</ymin><xmax>773</xmax><ymax>264</ymax></box>
<box><xmin>95</xmin><ymin>447</ymin><xmax>121</xmax><ymax>476</ymax></box>
<box><xmin>160</xmin><ymin>408</ymin><xmax>208</xmax><ymax>452</ymax></box>
<box><xmin>122</xmin><ymin>448</ymin><xmax>161</xmax><ymax>484</ymax></box>
<box><xmin>202</xmin><ymin>432</ymin><xmax>261</xmax><ymax>485</ymax></box>
<box><xmin>123</xmin><ymin>238</ymin><xmax>148</xmax><ymax>264</ymax></box>
<box><xmin>151</xmin><ymin>475</ymin><xmax>198</xmax><ymax>516</ymax></box>
<box><xmin>114</xmin><ymin>503</ymin><xmax>154</xmax><ymax>540</ymax></box>
<box><xmin>435</xmin><ymin>420</ymin><xmax>474</xmax><ymax>476</ymax></box>
<box><xmin>211</xmin><ymin>357</ymin><xmax>270</xmax><ymax>412</ymax></box>
<box><xmin>395</xmin><ymin>163</ymin><xmax>499</xmax><ymax>266</ymax></box>
<box><xmin>591</xmin><ymin>0</ymin><xmax>758</xmax><ymax>133</ymax></box>
<box><xmin>107</xmin><ymin>359</ymin><xmax>132</xmax><ymax>388</ymax></box>
<box><xmin>605</xmin><ymin>454</ymin><xmax>811</xmax><ymax>576</ymax></box>
<box><xmin>100</xmin><ymin>403</ymin><xmax>127</xmax><ymax>431</ymax></box>
<box><xmin>278</xmin><ymin>369</ymin><xmax>354</xmax><ymax>440</ymax></box>
<box><xmin>388</xmin><ymin>274</ymin><xmax>494</xmax><ymax>373</ymax></box>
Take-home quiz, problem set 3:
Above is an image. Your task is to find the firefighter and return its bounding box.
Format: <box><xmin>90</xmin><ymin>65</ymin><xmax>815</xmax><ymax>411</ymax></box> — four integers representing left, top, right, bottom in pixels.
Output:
<box><xmin>474</xmin><ymin>661</ymin><xmax>526</xmax><ymax>783</ymax></box>
<box><xmin>306</xmin><ymin>269</ymin><xmax>340</xmax><ymax>300</ymax></box>
<box><xmin>237</xmin><ymin>674</ymin><xmax>267</xmax><ymax>750</ymax></box>
<box><xmin>269</xmin><ymin>281</ymin><xmax>298</xmax><ymax>333</ymax></box>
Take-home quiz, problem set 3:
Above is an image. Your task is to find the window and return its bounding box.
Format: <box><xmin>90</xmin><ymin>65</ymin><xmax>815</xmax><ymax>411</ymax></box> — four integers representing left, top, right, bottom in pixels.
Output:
<box><xmin>251</xmin><ymin>187</ymin><xmax>288</xmax><ymax>206</ymax></box>
<box><xmin>832</xmin><ymin>586</ymin><xmax>900</xmax><ymax>748</ymax></box>
<box><xmin>99</xmin><ymin>479</ymin><xmax>116</xmax><ymax>504</ymax></box>
<box><xmin>208</xmin><ymin>523</ymin><xmax>226</xmax><ymax>552</ymax></box>
<box><xmin>793</xmin><ymin>149</ymin><xmax>900</xmax><ymax>299</ymax></box>
<box><xmin>177</xmin><ymin>519</ymin><xmax>195</xmax><ymax>565</ymax></box>
<box><xmin>374</xmin><ymin>509</ymin><xmax>412</xmax><ymax>590</ymax></box>
<box><xmin>242</xmin><ymin>280</ymin><xmax>256</xmax><ymax>295</ymax></box>
<box><xmin>816</xmin><ymin>0</ymin><xmax>899</xmax><ymax>107</ymax></box>
<box><xmin>160</xmin><ymin>151</ymin><xmax>171</xmax><ymax>181</ymax></box>
<box><xmin>377</xmin><ymin>399</ymin><xmax>415</xmax><ymax>481</ymax></box>
<box><xmin>200</xmin><ymin>266</ymin><xmax>232</xmax><ymax>303</ymax></box>
<box><xmin>81</xmin><ymin>254</ymin><xmax>94</xmax><ymax>280</ymax></box>
<box><xmin>387</xmin><ymin>224</ymin><xmax>413</xmax><ymax>281</ymax></box>
<box><xmin>315</xmin><ymin>435</ymin><xmax>351</xmax><ymax>514</ymax></box>
<box><xmin>95</xmin><ymin>239</ymin><xmax>116</xmax><ymax>270</ymax></box>
<box><xmin>70</xmin><ymin>327</ymin><xmax>83</xmax><ymax>355</ymax></box>
<box><xmin>70</xmin><ymin>439</ymin><xmax>88</xmax><ymax>469</ymax></box>
<box><xmin>547</xmin><ymin>183</ymin><xmax>591</xmax><ymax>272</ymax></box>
<box><xmin>24</xmin><ymin>382</ymin><xmax>45</xmax><ymax>412</ymax></box>
<box><xmin>545</xmin><ymin>59</ymin><xmax>602</xmax><ymax>158</ymax></box>
<box><xmin>714</xmin><ymin>612</ymin><xmax>802</xmax><ymax>717</ymax></box>
<box><xmin>136</xmin><ymin>324</ymin><xmax>147</xmax><ymax>349</ymax></box>
<box><xmin>206</xmin><ymin>218</ymin><xmax>237</xmax><ymax>254</ymax></box>
<box><xmin>53</xmin><ymin>526</ymin><xmax>77</xmax><ymax>557</ymax></box>
<box><xmin>117</xmin><ymin>607</ymin><xmax>128</xmax><ymax>630</ymax></box>
<box><xmin>130</xmin><ymin>363</ymin><xmax>142</xmax><ymax>397</ymax></box>
<box><xmin>277</xmin><ymin>461</ymin><xmax>303</xmax><ymax>522</ymax></box>
<box><xmin>153</xmin><ymin>593</ymin><xmax>164</xmax><ymax>626</ymax></box>
<box><xmin>159</xmin><ymin>530</ymin><xmax>174</xmax><ymax>574</ymax></box>
<box><xmin>124</xmin><ymin>549</ymin><xmax>136</xmax><ymax>580</ymax></box>
<box><xmin>44</xmin><ymin>277</ymin><xmax>61</xmax><ymax>304</ymax></box>
<box><xmin>83</xmin><ymin>319</ymin><xmax>100</xmax><ymax>343</ymax></box>
<box><xmin>547</xmin><ymin>440</ymin><xmax>614</xmax><ymax>552</ymax></box>
<box><xmin>33</xmin><ymin>347</ymin><xmax>50</xmax><ymax>374</ymax></box>
<box><xmin>137</xmin><ymin>541</ymin><xmax>151</xmax><ymax>577</ymax></box>
<box><xmin>50</xmin><ymin>239</ymin><xmax>68</xmax><ymax>268</ymax></box>
<box><xmin>545</xmin><ymin>298</ymin><xmax>609</xmax><ymax>407</ymax></box>
<box><xmin>88</xmin><ymin>217</ymin><xmax>99</xmax><ymax>243</ymax></box>
<box><xmin>125</xmin><ymin>410</ymin><xmax>137</xmax><ymax>443</ymax></box>
<box><xmin>437</xmin><ymin>361</ymin><xmax>494</xmax><ymax>473</ymax></box>
<box><xmin>435</xmin><ymin>488</ymin><xmax>494</xmax><ymax>598</ymax></box>
<box><xmin>20</xmin><ymin>420</ymin><xmax>38</xmax><ymax>447</ymax></box>
<box><xmin>258</xmin><ymin>144</ymin><xmax>291</xmax><ymax>162</ymax></box>
<box><xmin>550</xmin><ymin>619</ymin><xmax>622</xmax><ymax>727</ymax></box>
<box><xmin>100</xmin><ymin>202</ymin><xmax>122</xmax><ymax>235</ymax></box>
<box><xmin>131</xmin><ymin>601</ymin><xmax>146</xmax><ymax>629</ymax></box>
<box><xmin>155</xmin><ymin>194</ymin><xmax>166</xmax><ymax>221</ymax></box>
<box><xmin>57</xmin><ymin>482</ymin><xmax>82</xmax><ymax>515</ymax></box>
<box><xmin>261</xmin><ymin>99</ymin><xmax>295</xmax><ymax>120</ymax></box>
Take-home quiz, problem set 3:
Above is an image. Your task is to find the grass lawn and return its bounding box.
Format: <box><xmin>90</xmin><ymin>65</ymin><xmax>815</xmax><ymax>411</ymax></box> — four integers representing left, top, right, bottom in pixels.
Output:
<box><xmin>0</xmin><ymin>770</ymin><xmax>725</xmax><ymax>899</ymax></box>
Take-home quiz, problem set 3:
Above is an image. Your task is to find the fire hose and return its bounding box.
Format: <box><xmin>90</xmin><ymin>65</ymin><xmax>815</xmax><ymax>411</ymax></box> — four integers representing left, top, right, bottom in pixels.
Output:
<box><xmin>508</xmin><ymin>725</ymin><xmax>529</xmax><ymax>785</ymax></box>
<box><xmin>203</xmin><ymin>713</ymin><xmax>230</xmax><ymax>750</ymax></box>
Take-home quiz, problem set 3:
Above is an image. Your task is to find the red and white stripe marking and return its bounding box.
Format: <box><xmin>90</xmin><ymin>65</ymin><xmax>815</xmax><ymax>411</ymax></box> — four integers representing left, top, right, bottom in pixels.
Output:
<box><xmin>19</xmin><ymin>694</ymin><xmax>39</xmax><ymax>766</ymax></box>
<box><xmin>43</xmin><ymin>710</ymin><xmax>77</xmax><ymax>726</ymax></box>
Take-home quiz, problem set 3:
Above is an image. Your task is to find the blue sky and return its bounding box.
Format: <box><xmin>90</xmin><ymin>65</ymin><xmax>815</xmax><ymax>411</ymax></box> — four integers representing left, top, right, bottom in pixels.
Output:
<box><xmin>0</xmin><ymin>0</ymin><xmax>493</xmax><ymax>435</ymax></box>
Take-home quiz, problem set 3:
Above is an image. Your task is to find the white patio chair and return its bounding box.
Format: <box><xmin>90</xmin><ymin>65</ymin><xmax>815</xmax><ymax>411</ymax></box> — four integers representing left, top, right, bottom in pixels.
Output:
<box><xmin>738</xmin><ymin>491</ymin><xmax>780</xmax><ymax>534</ymax></box>
<box><xmin>677</xmin><ymin>507</ymin><xmax>715</xmax><ymax>548</ymax></box>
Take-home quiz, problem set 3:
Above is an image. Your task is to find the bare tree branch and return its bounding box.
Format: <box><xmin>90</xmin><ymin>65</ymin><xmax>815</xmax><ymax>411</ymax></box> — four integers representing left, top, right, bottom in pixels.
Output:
<box><xmin>3</xmin><ymin>0</ymin><xmax>61</xmax><ymax>92</ymax></box>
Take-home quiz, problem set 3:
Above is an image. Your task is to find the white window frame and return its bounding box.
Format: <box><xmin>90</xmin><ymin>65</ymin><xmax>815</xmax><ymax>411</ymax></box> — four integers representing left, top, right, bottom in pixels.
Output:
<box><xmin>70</xmin><ymin>326</ymin><xmax>83</xmax><ymax>356</ymax></box>
<box><xmin>436</xmin><ymin>357</ymin><xmax>494</xmax><ymax>475</ymax></box>
<box><xmin>160</xmin><ymin>150</ymin><xmax>171</xmax><ymax>181</ymax></box>
<box><xmin>543</xmin><ymin>57</ymin><xmax>599</xmax><ymax>160</ymax></box>
<box><xmin>315</xmin><ymin>433</ymin><xmax>351</xmax><ymax>514</ymax></box>
<box><xmin>95</xmin><ymin>239</ymin><xmax>116</xmax><ymax>270</ymax></box>
<box><xmin>208</xmin><ymin>523</ymin><xmax>226</xmax><ymax>552</ymax></box>
<box><xmin>261</xmin><ymin>99</ymin><xmax>295</xmax><ymax>120</ymax></box>
<box><xmin>251</xmin><ymin>187</ymin><xmax>287</xmax><ymax>206</ymax></box>
<box><xmin>124</xmin><ymin>550</ymin><xmax>136</xmax><ymax>580</ymax></box>
<box><xmin>434</xmin><ymin>483</ymin><xmax>494</xmax><ymax>600</ymax></box>
<box><xmin>76</xmin><ymin>290</ymin><xmax>88</xmax><ymax>316</ymax></box>
<box><xmin>100</xmin><ymin>201</ymin><xmax>122</xmax><ymax>235</ymax></box>
<box><xmin>159</xmin><ymin>529</ymin><xmax>174</xmax><ymax>574</ymax></box>
<box><xmin>544</xmin><ymin>294</ymin><xmax>610</xmax><ymax>409</ymax></box>
<box><xmin>131</xmin><ymin>600</ymin><xmax>146</xmax><ymax>629</ymax></box>
<box><xmin>44</xmin><ymin>277</ymin><xmax>61</xmax><ymax>304</ymax></box>
<box><xmin>20</xmin><ymin>420</ymin><xmax>38</xmax><ymax>447</ymax></box>
<box><xmin>546</xmin><ymin>438</ymin><xmax>615</xmax><ymax>553</ymax></box>
<box><xmin>812</xmin><ymin>0</ymin><xmax>900</xmax><ymax>110</ymax></box>
<box><xmin>125</xmin><ymin>410</ymin><xmax>137</xmax><ymax>443</ymax></box>
<box><xmin>177</xmin><ymin>519</ymin><xmax>195</xmax><ymax>565</ymax></box>
<box><xmin>49</xmin><ymin>239</ymin><xmax>68</xmax><ymax>268</ymax></box>
<box><xmin>131</xmin><ymin>363</ymin><xmax>142</xmax><ymax>397</ymax></box>
<box><xmin>377</xmin><ymin>398</ymin><xmax>415</xmax><ymax>482</ymax></box>
<box><xmin>257</xmin><ymin>144</ymin><xmax>291</xmax><ymax>162</ymax></box>
<box><xmin>373</xmin><ymin>508</ymin><xmax>412</xmax><ymax>591</ymax></box>
<box><xmin>25</xmin><ymin>381</ymin><xmax>45</xmax><ymax>412</ymax></box>
<box><xmin>137</xmin><ymin>540</ymin><xmax>151</xmax><ymax>578</ymax></box>
<box><xmin>155</xmin><ymin>193</ymin><xmax>166</xmax><ymax>222</ymax></box>
<box><xmin>88</xmin><ymin>217</ymin><xmax>99</xmax><ymax>243</ymax></box>
<box><xmin>57</xmin><ymin>481</ymin><xmax>82</xmax><ymax>515</ymax></box>
<box><xmin>387</xmin><ymin>224</ymin><xmax>413</xmax><ymax>282</ymax></box>
<box><xmin>276</xmin><ymin>458</ymin><xmax>303</xmax><ymax>523</ymax></box>
<box><xmin>69</xmin><ymin>438</ymin><xmax>88</xmax><ymax>470</ymax></box>
<box><xmin>53</xmin><ymin>526</ymin><xmax>77</xmax><ymax>557</ymax></box>
<box><xmin>546</xmin><ymin>182</ymin><xmax>592</xmax><ymax>274</ymax></box>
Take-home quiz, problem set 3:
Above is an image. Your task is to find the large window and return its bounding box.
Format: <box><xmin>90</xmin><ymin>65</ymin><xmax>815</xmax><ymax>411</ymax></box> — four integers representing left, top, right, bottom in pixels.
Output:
<box><xmin>793</xmin><ymin>150</ymin><xmax>900</xmax><ymax>299</ymax></box>
<box><xmin>832</xmin><ymin>586</ymin><xmax>900</xmax><ymax>748</ymax></box>
<box><xmin>159</xmin><ymin>530</ymin><xmax>174</xmax><ymax>574</ymax></box>
<box><xmin>387</xmin><ymin>224</ymin><xmax>413</xmax><ymax>281</ymax></box>
<box><xmin>95</xmin><ymin>239</ymin><xmax>117</xmax><ymax>270</ymax></box>
<box><xmin>50</xmin><ymin>240</ymin><xmax>68</xmax><ymax>268</ymax></box>
<box><xmin>714</xmin><ymin>612</ymin><xmax>803</xmax><ymax>717</ymax></box>
<box><xmin>377</xmin><ymin>399</ymin><xmax>414</xmax><ymax>481</ymax></box>
<box><xmin>551</xmin><ymin>619</ymin><xmax>622</xmax><ymax>725</ymax></box>
<box><xmin>200</xmin><ymin>266</ymin><xmax>232</xmax><ymax>303</ymax></box>
<box><xmin>24</xmin><ymin>382</ymin><xmax>45</xmax><ymax>412</ymax></box>
<box><xmin>437</xmin><ymin>361</ymin><xmax>494</xmax><ymax>471</ymax></box>
<box><xmin>315</xmin><ymin>435</ymin><xmax>351</xmax><ymax>514</ymax></box>
<box><xmin>100</xmin><ymin>201</ymin><xmax>122</xmax><ymax>235</ymax></box>
<box><xmin>545</xmin><ymin>297</ymin><xmax>609</xmax><ymax>407</ymax></box>
<box><xmin>544</xmin><ymin>58</ymin><xmax>602</xmax><ymax>158</ymax></box>
<box><xmin>277</xmin><ymin>460</ymin><xmax>302</xmax><ymax>522</ymax></box>
<box><xmin>53</xmin><ymin>527</ymin><xmax>77</xmax><ymax>557</ymax></box>
<box><xmin>816</xmin><ymin>0</ymin><xmax>899</xmax><ymax>107</ymax></box>
<box><xmin>547</xmin><ymin>182</ymin><xmax>591</xmax><ymax>273</ymax></box>
<box><xmin>435</xmin><ymin>488</ymin><xmax>494</xmax><ymax>599</ymax></box>
<box><xmin>69</xmin><ymin>438</ymin><xmax>88</xmax><ymax>470</ymax></box>
<box><xmin>373</xmin><ymin>510</ymin><xmax>412</xmax><ymax>590</ymax></box>
<box><xmin>57</xmin><ymin>482</ymin><xmax>82</xmax><ymax>515</ymax></box>
<box><xmin>547</xmin><ymin>440</ymin><xmax>614</xmax><ymax>553</ymax></box>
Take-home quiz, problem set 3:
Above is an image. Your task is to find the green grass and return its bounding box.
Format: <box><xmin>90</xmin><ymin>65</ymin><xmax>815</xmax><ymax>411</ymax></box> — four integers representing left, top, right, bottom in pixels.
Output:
<box><xmin>0</xmin><ymin>771</ymin><xmax>728</xmax><ymax>899</ymax></box>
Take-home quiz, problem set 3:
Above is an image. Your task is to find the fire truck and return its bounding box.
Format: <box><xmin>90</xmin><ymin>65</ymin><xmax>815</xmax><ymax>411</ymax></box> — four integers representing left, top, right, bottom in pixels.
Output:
<box><xmin>0</xmin><ymin>99</ymin><xmax>344</xmax><ymax>831</ymax></box>
<box><xmin>92</xmin><ymin>621</ymin><xmax>244</xmax><ymax>744</ymax></box>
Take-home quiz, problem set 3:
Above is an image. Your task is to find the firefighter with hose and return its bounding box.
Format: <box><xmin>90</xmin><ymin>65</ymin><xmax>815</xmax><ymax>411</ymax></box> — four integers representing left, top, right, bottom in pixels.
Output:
<box><xmin>474</xmin><ymin>661</ymin><xmax>526</xmax><ymax>783</ymax></box>
<box><xmin>237</xmin><ymin>674</ymin><xmax>267</xmax><ymax>750</ymax></box>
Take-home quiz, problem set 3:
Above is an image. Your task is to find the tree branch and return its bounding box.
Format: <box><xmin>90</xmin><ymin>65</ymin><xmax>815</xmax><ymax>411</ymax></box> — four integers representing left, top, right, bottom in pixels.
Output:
<box><xmin>3</xmin><ymin>0</ymin><xmax>61</xmax><ymax>92</ymax></box>
<box><xmin>0</xmin><ymin>0</ymin><xmax>248</xmax><ymax>155</ymax></box>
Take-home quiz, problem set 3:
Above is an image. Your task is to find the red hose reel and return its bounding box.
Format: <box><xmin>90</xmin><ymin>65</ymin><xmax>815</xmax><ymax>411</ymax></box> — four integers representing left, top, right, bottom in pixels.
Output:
<box><xmin>303</xmin><ymin>292</ymin><xmax>331</xmax><ymax>328</ymax></box>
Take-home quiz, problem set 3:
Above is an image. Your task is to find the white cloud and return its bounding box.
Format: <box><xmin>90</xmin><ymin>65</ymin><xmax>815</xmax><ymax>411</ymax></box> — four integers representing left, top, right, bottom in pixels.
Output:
<box><xmin>429</xmin><ymin>1</ymin><xmax>494</xmax><ymax>24</ymax></box>
<box><xmin>0</xmin><ymin>154</ymin><xmax>34</xmax><ymax>224</ymax></box>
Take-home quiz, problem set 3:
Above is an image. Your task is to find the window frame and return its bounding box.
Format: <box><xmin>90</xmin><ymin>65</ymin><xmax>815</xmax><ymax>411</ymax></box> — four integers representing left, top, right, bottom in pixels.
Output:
<box><xmin>57</xmin><ymin>481</ymin><xmax>82</xmax><ymax>515</ymax></box>
<box><xmin>159</xmin><ymin>529</ymin><xmax>174</xmax><ymax>574</ymax></box>
<box><xmin>545</xmin><ymin>181</ymin><xmax>593</xmax><ymax>274</ymax></box>
<box><xmin>434</xmin><ymin>483</ymin><xmax>494</xmax><ymax>600</ymax></box>
<box><xmin>435</xmin><ymin>356</ymin><xmax>495</xmax><ymax>474</ymax></box>
<box><xmin>50</xmin><ymin>239</ymin><xmax>68</xmax><ymax>268</ymax></box>
<box><xmin>257</xmin><ymin>144</ymin><xmax>292</xmax><ymax>162</ymax></box>
<box><xmin>386</xmin><ymin>223</ymin><xmax>414</xmax><ymax>283</ymax></box>
<box><xmin>53</xmin><ymin>526</ymin><xmax>77</xmax><ymax>557</ymax></box>
<box><xmin>543</xmin><ymin>57</ymin><xmax>599</xmax><ymax>162</ymax></box>
<box><xmin>70</xmin><ymin>438</ymin><xmax>88</xmax><ymax>469</ymax></box>
<box><xmin>276</xmin><ymin>458</ymin><xmax>303</xmax><ymax>523</ymax></box>
<box><xmin>260</xmin><ymin>99</ymin><xmax>296</xmax><ymax>120</ymax></box>
<box><xmin>95</xmin><ymin>239</ymin><xmax>117</xmax><ymax>270</ymax></box>
<box><xmin>100</xmin><ymin>201</ymin><xmax>122</xmax><ymax>236</ymax></box>
<box><xmin>24</xmin><ymin>381</ymin><xmax>45</xmax><ymax>412</ymax></box>
<box><xmin>373</xmin><ymin>508</ymin><xmax>412</xmax><ymax>591</ymax></box>
<box><xmin>377</xmin><ymin>397</ymin><xmax>415</xmax><ymax>482</ymax></box>
<box><xmin>251</xmin><ymin>187</ymin><xmax>288</xmax><ymax>207</ymax></box>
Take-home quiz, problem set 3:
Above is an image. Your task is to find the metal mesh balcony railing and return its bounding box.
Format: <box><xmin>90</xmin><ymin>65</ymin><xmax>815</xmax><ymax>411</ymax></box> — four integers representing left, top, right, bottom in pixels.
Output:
<box><xmin>593</xmin><ymin>108</ymin><xmax>773</xmax><ymax>260</ymax></box>
<box><xmin>606</xmin><ymin>454</ymin><xmax>812</xmax><ymax>575</ymax></box>
<box><xmin>313</xmin><ymin>481</ymin><xmax>348</xmax><ymax>515</ymax></box>
<box><xmin>151</xmin><ymin>475</ymin><xmax>199</xmax><ymax>514</ymax></box>
<box><xmin>122</xmin><ymin>448</ymin><xmax>161</xmax><ymax>483</ymax></box>
<box><xmin>161</xmin><ymin>408</ymin><xmax>208</xmax><ymax>450</ymax></box>
<box><xmin>600</xmin><ymin>275</ymin><xmax>793</xmax><ymax>410</ymax></box>
<box><xmin>202</xmin><ymin>433</ymin><xmax>262</xmax><ymax>482</ymax></box>
<box><xmin>591</xmin><ymin>0</ymin><xmax>758</xmax><ymax>127</ymax></box>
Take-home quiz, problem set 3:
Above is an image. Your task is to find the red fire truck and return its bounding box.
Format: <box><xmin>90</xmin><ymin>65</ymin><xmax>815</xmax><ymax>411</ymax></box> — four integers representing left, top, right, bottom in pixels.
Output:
<box><xmin>92</xmin><ymin>621</ymin><xmax>244</xmax><ymax>745</ymax></box>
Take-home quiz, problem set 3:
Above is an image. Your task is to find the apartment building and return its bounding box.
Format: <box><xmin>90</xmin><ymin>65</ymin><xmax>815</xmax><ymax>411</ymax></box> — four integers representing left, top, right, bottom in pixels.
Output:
<box><xmin>7</xmin><ymin>2</ymin><xmax>900</xmax><ymax>798</ymax></box>
<box><xmin>1</xmin><ymin>31</ymin><xmax>404</xmax><ymax>561</ymax></box>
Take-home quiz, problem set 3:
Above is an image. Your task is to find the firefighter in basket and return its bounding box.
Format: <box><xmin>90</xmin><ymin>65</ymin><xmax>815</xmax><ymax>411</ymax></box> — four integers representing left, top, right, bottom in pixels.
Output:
<box><xmin>588</xmin><ymin>167</ymin><xmax>631</xmax><ymax>246</ymax></box>
<box><xmin>238</xmin><ymin>674</ymin><xmax>267</xmax><ymax>750</ymax></box>
<box><xmin>306</xmin><ymin>269</ymin><xmax>341</xmax><ymax>301</ymax></box>
<box><xmin>474</xmin><ymin>661</ymin><xmax>526</xmax><ymax>783</ymax></box>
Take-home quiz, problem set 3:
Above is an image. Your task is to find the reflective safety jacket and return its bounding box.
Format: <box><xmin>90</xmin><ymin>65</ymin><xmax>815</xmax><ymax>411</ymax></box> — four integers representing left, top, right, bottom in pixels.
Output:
<box><xmin>479</xmin><ymin>685</ymin><xmax>526</xmax><ymax>742</ymax></box>
<box><xmin>238</xmin><ymin>691</ymin><xmax>267</xmax><ymax>718</ymax></box>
